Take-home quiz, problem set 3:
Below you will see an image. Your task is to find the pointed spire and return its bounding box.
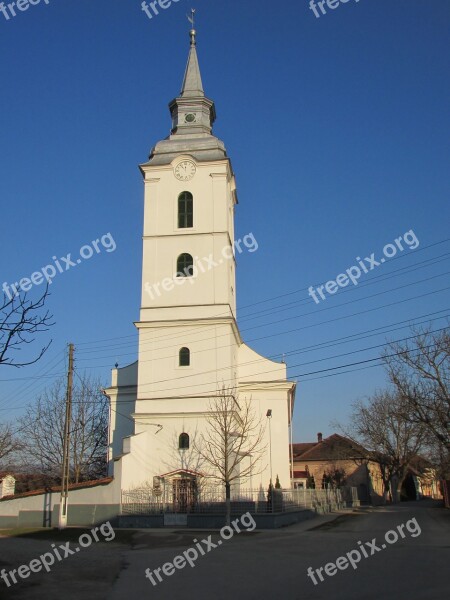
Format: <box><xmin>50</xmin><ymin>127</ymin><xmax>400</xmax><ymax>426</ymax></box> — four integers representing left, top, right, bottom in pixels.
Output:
<box><xmin>147</xmin><ymin>11</ymin><xmax>227</xmax><ymax>162</ymax></box>
<box><xmin>167</xmin><ymin>15</ymin><xmax>216</xmax><ymax>137</ymax></box>
<box><xmin>180</xmin><ymin>28</ymin><xmax>204</xmax><ymax>98</ymax></box>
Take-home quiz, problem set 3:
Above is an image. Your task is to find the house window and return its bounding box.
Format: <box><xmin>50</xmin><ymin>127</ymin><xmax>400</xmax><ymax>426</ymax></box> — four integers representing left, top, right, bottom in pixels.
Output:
<box><xmin>179</xmin><ymin>347</ymin><xmax>190</xmax><ymax>367</ymax></box>
<box><xmin>178</xmin><ymin>192</ymin><xmax>193</xmax><ymax>228</ymax></box>
<box><xmin>177</xmin><ymin>253</ymin><xmax>194</xmax><ymax>277</ymax></box>
<box><xmin>179</xmin><ymin>433</ymin><xmax>190</xmax><ymax>450</ymax></box>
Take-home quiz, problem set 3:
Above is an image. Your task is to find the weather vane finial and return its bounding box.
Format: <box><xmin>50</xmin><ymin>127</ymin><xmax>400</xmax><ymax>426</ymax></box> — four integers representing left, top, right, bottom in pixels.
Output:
<box><xmin>187</xmin><ymin>8</ymin><xmax>196</xmax><ymax>29</ymax></box>
<box><xmin>187</xmin><ymin>8</ymin><xmax>196</xmax><ymax>45</ymax></box>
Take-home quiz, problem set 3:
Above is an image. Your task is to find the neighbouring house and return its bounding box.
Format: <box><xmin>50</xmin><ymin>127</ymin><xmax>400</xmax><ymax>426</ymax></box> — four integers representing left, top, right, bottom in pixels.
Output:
<box><xmin>291</xmin><ymin>433</ymin><xmax>383</xmax><ymax>503</ymax></box>
<box><xmin>401</xmin><ymin>456</ymin><xmax>442</xmax><ymax>501</ymax></box>
<box><xmin>0</xmin><ymin>474</ymin><xmax>16</xmax><ymax>499</ymax></box>
<box><xmin>10</xmin><ymin>472</ymin><xmax>60</xmax><ymax>495</ymax></box>
<box><xmin>291</xmin><ymin>433</ymin><xmax>443</xmax><ymax>504</ymax></box>
<box><xmin>291</xmin><ymin>468</ymin><xmax>309</xmax><ymax>489</ymax></box>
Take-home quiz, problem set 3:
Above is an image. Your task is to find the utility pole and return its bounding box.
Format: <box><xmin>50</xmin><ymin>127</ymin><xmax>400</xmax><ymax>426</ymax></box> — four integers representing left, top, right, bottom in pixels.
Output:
<box><xmin>266</xmin><ymin>409</ymin><xmax>273</xmax><ymax>513</ymax></box>
<box><xmin>59</xmin><ymin>343</ymin><xmax>74</xmax><ymax>529</ymax></box>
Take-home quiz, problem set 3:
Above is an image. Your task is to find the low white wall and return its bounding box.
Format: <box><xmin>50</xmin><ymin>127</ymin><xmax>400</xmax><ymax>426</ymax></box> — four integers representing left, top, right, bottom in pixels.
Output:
<box><xmin>0</xmin><ymin>478</ymin><xmax>121</xmax><ymax>527</ymax></box>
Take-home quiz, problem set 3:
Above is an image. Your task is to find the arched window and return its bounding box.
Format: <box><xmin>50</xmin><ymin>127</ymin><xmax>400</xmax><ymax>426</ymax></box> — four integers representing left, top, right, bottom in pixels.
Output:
<box><xmin>178</xmin><ymin>192</ymin><xmax>193</xmax><ymax>228</ymax></box>
<box><xmin>176</xmin><ymin>253</ymin><xmax>194</xmax><ymax>277</ymax></box>
<box><xmin>179</xmin><ymin>433</ymin><xmax>190</xmax><ymax>450</ymax></box>
<box><xmin>179</xmin><ymin>347</ymin><xmax>190</xmax><ymax>366</ymax></box>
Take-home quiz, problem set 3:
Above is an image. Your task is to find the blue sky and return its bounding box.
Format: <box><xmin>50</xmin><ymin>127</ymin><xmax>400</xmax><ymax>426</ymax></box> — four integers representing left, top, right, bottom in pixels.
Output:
<box><xmin>0</xmin><ymin>0</ymin><xmax>449</xmax><ymax>443</ymax></box>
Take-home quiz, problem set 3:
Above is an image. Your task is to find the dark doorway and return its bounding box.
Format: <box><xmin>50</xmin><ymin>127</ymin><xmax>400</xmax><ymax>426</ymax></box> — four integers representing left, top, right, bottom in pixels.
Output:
<box><xmin>172</xmin><ymin>478</ymin><xmax>197</xmax><ymax>513</ymax></box>
<box><xmin>401</xmin><ymin>474</ymin><xmax>417</xmax><ymax>501</ymax></box>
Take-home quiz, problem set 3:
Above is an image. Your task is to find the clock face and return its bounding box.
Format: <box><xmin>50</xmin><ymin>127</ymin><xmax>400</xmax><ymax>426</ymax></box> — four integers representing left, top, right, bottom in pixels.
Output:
<box><xmin>174</xmin><ymin>160</ymin><xmax>196</xmax><ymax>181</ymax></box>
<box><xmin>185</xmin><ymin>113</ymin><xmax>196</xmax><ymax>123</ymax></box>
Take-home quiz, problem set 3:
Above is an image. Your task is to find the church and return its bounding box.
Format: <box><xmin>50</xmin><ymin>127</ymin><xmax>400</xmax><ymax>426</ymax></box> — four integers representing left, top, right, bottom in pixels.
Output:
<box><xmin>105</xmin><ymin>26</ymin><xmax>296</xmax><ymax>504</ymax></box>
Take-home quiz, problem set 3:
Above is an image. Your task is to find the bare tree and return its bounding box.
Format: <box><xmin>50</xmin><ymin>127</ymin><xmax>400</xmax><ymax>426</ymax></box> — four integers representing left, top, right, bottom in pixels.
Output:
<box><xmin>194</xmin><ymin>387</ymin><xmax>266</xmax><ymax>525</ymax></box>
<box><xmin>0</xmin><ymin>287</ymin><xmax>53</xmax><ymax>368</ymax></box>
<box><xmin>17</xmin><ymin>374</ymin><xmax>108</xmax><ymax>484</ymax></box>
<box><xmin>345</xmin><ymin>390</ymin><xmax>427</xmax><ymax>502</ymax></box>
<box><xmin>0</xmin><ymin>423</ymin><xmax>21</xmax><ymax>467</ymax></box>
<box><xmin>425</xmin><ymin>437</ymin><xmax>450</xmax><ymax>480</ymax></box>
<box><xmin>384</xmin><ymin>325</ymin><xmax>450</xmax><ymax>476</ymax></box>
<box><xmin>322</xmin><ymin>466</ymin><xmax>347</xmax><ymax>489</ymax></box>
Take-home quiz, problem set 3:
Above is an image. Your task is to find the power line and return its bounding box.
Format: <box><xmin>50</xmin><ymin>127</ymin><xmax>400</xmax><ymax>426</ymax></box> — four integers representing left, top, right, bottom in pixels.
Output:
<box><xmin>74</xmin><ymin>237</ymin><xmax>450</xmax><ymax>349</ymax></box>
<box><xmin>66</xmin><ymin>331</ymin><xmax>446</xmax><ymax>404</ymax></box>
<box><xmin>73</xmin><ymin>369</ymin><xmax>161</xmax><ymax>429</ymax></box>
<box><xmin>2</xmin><ymin>242</ymin><xmax>449</xmax><ymax>419</ymax></box>
<box><xmin>3</xmin><ymin>309</ymin><xmax>447</xmax><ymax>413</ymax></box>
<box><xmin>128</xmin><ymin>328</ymin><xmax>449</xmax><ymax>397</ymax></box>
<box><xmin>0</xmin><ymin>373</ymin><xmax>66</xmax><ymax>383</ymax></box>
<box><xmin>77</xmin><ymin>285</ymin><xmax>450</xmax><ymax>372</ymax></box>
<box><xmin>236</xmin><ymin>236</ymin><xmax>450</xmax><ymax>313</ymax></box>
<box><xmin>237</xmin><ymin>252</ymin><xmax>450</xmax><ymax>324</ymax></box>
<box><xmin>75</xmin><ymin>250</ymin><xmax>450</xmax><ymax>356</ymax></box>
<box><xmin>0</xmin><ymin>350</ymin><xmax>67</xmax><ymax>411</ymax></box>
<box><xmin>75</xmin><ymin>269</ymin><xmax>450</xmax><ymax>365</ymax></box>
<box><xmin>4</xmin><ymin>286</ymin><xmax>444</xmax><ymax>413</ymax></box>
<box><xmin>76</xmin><ymin>316</ymin><xmax>450</xmax><ymax>394</ymax></box>
<box><xmin>81</xmin><ymin>344</ymin><xmax>439</xmax><ymax>404</ymax></box>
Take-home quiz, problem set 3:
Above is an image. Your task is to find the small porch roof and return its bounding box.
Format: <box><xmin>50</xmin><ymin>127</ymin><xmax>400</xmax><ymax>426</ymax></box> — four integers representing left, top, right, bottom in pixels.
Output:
<box><xmin>158</xmin><ymin>469</ymin><xmax>204</xmax><ymax>479</ymax></box>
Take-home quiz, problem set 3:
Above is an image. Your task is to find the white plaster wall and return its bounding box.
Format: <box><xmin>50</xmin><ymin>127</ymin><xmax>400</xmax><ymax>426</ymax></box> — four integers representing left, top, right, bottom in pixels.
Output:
<box><xmin>106</xmin><ymin>145</ymin><xmax>296</xmax><ymax>495</ymax></box>
<box><xmin>0</xmin><ymin>479</ymin><xmax>120</xmax><ymax>518</ymax></box>
<box><xmin>140</xmin><ymin>157</ymin><xmax>236</xmax><ymax>317</ymax></box>
<box><xmin>238</xmin><ymin>344</ymin><xmax>287</xmax><ymax>382</ymax></box>
<box><xmin>115</xmin><ymin>383</ymin><xmax>292</xmax><ymax>492</ymax></box>
<box><xmin>105</xmin><ymin>362</ymin><xmax>138</xmax><ymax>466</ymax></box>
<box><xmin>136</xmin><ymin>323</ymin><xmax>238</xmax><ymax>399</ymax></box>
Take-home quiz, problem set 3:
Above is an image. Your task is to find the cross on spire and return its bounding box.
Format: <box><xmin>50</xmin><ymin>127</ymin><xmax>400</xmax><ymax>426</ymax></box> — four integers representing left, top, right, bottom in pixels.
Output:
<box><xmin>187</xmin><ymin>8</ymin><xmax>196</xmax><ymax>29</ymax></box>
<box><xmin>187</xmin><ymin>8</ymin><xmax>197</xmax><ymax>46</ymax></box>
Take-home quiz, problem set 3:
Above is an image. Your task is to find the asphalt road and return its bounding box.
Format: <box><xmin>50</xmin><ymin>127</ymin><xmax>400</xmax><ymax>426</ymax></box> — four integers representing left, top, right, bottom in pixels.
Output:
<box><xmin>0</xmin><ymin>500</ymin><xmax>448</xmax><ymax>599</ymax></box>
<box><xmin>111</xmin><ymin>500</ymin><xmax>449</xmax><ymax>600</ymax></box>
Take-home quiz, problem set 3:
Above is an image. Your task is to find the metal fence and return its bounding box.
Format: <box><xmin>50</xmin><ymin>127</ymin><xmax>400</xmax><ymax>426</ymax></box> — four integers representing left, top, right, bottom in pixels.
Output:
<box><xmin>121</xmin><ymin>485</ymin><xmax>355</xmax><ymax>515</ymax></box>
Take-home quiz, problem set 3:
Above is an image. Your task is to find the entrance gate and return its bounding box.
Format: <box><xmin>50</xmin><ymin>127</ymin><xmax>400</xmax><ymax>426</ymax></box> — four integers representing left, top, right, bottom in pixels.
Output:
<box><xmin>172</xmin><ymin>477</ymin><xmax>197</xmax><ymax>513</ymax></box>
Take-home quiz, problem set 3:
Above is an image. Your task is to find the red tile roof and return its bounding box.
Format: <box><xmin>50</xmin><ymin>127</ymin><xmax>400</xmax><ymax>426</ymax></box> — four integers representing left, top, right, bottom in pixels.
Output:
<box><xmin>293</xmin><ymin>471</ymin><xmax>308</xmax><ymax>478</ymax></box>
<box><xmin>292</xmin><ymin>443</ymin><xmax>316</xmax><ymax>458</ymax></box>
<box><xmin>0</xmin><ymin>477</ymin><xmax>113</xmax><ymax>502</ymax></box>
<box><xmin>291</xmin><ymin>434</ymin><xmax>368</xmax><ymax>461</ymax></box>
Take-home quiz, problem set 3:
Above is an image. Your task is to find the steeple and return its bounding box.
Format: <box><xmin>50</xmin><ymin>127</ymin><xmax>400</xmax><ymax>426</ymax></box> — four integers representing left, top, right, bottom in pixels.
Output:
<box><xmin>180</xmin><ymin>29</ymin><xmax>204</xmax><ymax>98</ymax></box>
<box><xmin>145</xmin><ymin>19</ymin><xmax>227</xmax><ymax>166</ymax></box>
<box><xmin>168</xmin><ymin>26</ymin><xmax>216</xmax><ymax>137</ymax></box>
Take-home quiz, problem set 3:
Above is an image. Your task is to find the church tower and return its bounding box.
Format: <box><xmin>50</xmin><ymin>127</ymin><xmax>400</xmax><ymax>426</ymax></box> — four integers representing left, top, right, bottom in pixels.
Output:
<box><xmin>137</xmin><ymin>26</ymin><xmax>239</xmax><ymax>403</ymax></box>
<box><xmin>107</xmin><ymin>26</ymin><xmax>295</xmax><ymax>496</ymax></box>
